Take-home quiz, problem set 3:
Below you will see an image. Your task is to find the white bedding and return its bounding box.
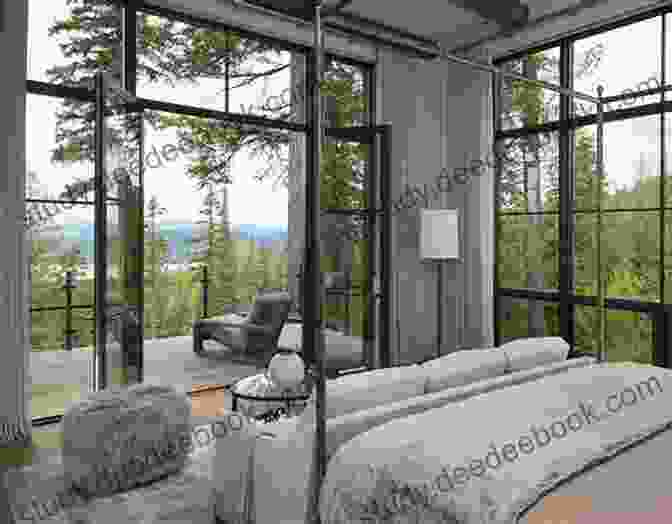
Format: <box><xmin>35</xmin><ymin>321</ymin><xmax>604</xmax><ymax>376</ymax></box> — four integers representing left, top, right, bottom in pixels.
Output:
<box><xmin>319</xmin><ymin>364</ymin><xmax>672</xmax><ymax>524</ymax></box>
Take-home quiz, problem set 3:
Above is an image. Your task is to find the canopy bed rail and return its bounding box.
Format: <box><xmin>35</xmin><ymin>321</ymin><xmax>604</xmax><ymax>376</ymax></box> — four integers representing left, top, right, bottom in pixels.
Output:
<box><xmin>264</xmin><ymin>2</ymin><xmax>609</xmax><ymax>522</ymax></box>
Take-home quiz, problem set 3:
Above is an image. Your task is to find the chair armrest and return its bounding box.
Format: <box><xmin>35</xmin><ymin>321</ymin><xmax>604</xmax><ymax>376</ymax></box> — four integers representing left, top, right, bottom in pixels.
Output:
<box><xmin>211</xmin><ymin>320</ymin><xmax>248</xmax><ymax>329</ymax></box>
<box><xmin>242</xmin><ymin>324</ymin><xmax>275</xmax><ymax>337</ymax></box>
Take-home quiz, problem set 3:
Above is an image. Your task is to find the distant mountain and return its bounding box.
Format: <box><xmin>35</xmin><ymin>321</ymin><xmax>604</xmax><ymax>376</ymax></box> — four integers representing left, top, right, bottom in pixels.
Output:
<box><xmin>36</xmin><ymin>222</ymin><xmax>288</xmax><ymax>261</ymax></box>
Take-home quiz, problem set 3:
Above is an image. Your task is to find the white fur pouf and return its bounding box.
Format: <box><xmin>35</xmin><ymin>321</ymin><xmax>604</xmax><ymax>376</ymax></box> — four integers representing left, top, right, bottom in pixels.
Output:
<box><xmin>61</xmin><ymin>384</ymin><xmax>192</xmax><ymax>497</ymax></box>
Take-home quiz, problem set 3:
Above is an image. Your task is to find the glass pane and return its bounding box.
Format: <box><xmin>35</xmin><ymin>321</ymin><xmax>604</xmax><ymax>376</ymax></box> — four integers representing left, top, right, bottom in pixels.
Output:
<box><xmin>103</xmin><ymin>91</ymin><xmax>144</xmax><ymax>386</ymax></box>
<box><xmin>29</xmin><ymin>202</ymin><xmax>95</xmax><ymax>419</ymax></box>
<box><xmin>496</xmin><ymin>132</ymin><xmax>559</xmax><ymax>213</ymax></box>
<box><xmin>26</xmin><ymin>94</ymin><xmax>95</xmax><ymax>208</ymax></box>
<box><xmin>574</xmin><ymin>305</ymin><xmax>654</xmax><ymax>363</ymax></box>
<box><xmin>323</xmin><ymin>58</ymin><xmax>370</xmax><ymax>127</ymax></box>
<box><xmin>137</xmin><ymin>12</ymin><xmax>305</xmax><ymax>123</ymax></box>
<box><xmin>322</xmin><ymin>138</ymin><xmax>368</xmax><ymax>210</ymax></box>
<box><xmin>27</xmin><ymin>0</ymin><xmax>122</xmax><ymax>87</ymax></box>
<box><xmin>142</xmin><ymin>111</ymin><xmax>293</xmax><ymax>338</ymax></box>
<box><xmin>575</xmin><ymin>211</ymin><xmax>660</xmax><ymax>300</ymax></box>
<box><xmin>573</xmin><ymin>17</ymin><xmax>662</xmax><ymax>115</ymax></box>
<box><xmin>667</xmin><ymin>13</ymin><xmax>672</xmax><ymax>89</ymax></box>
<box><xmin>497</xmin><ymin>213</ymin><xmax>558</xmax><ymax>290</ymax></box>
<box><xmin>319</xmin><ymin>212</ymin><xmax>370</xmax><ymax>373</ymax></box>
<box><xmin>574</xmin><ymin>213</ymin><xmax>598</xmax><ymax>296</ymax></box>
<box><xmin>229</xmin><ymin>44</ymin><xmax>306</xmax><ymax>123</ymax></box>
<box><xmin>574</xmin><ymin>118</ymin><xmax>660</xmax><ymax>211</ymax></box>
<box><xmin>497</xmin><ymin>297</ymin><xmax>559</xmax><ymax>343</ymax></box>
<box><xmin>665</xmin><ymin>114</ymin><xmax>672</xmax><ymax>206</ymax></box>
<box><xmin>499</xmin><ymin>48</ymin><xmax>560</xmax><ymax>130</ymax></box>
<box><xmin>28</xmin><ymin>203</ymin><xmax>96</xmax><ymax>331</ymax></box>
<box><xmin>665</xmin><ymin>211</ymin><xmax>672</xmax><ymax>304</ymax></box>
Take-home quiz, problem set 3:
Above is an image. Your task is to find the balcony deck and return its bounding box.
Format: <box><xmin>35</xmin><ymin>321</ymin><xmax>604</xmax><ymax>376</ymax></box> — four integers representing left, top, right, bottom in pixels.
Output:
<box><xmin>29</xmin><ymin>337</ymin><xmax>265</xmax><ymax>419</ymax></box>
<box><xmin>29</xmin><ymin>328</ymin><xmax>365</xmax><ymax>419</ymax></box>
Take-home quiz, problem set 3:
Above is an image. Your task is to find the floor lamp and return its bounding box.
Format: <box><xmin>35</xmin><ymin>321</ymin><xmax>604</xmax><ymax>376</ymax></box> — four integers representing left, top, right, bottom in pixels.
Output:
<box><xmin>420</xmin><ymin>208</ymin><xmax>460</xmax><ymax>358</ymax></box>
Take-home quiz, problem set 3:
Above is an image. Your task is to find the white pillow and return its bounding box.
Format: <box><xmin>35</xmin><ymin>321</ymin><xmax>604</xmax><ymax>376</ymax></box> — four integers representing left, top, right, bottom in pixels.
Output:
<box><xmin>420</xmin><ymin>348</ymin><xmax>508</xmax><ymax>394</ymax></box>
<box><xmin>325</xmin><ymin>365</ymin><xmax>426</xmax><ymax>419</ymax></box>
<box><xmin>501</xmin><ymin>336</ymin><xmax>570</xmax><ymax>372</ymax></box>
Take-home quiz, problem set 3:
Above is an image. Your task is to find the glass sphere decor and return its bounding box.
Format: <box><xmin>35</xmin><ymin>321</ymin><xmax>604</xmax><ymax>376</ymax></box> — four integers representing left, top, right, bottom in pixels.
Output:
<box><xmin>267</xmin><ymin>348</ymin><xmax>306</xmax><ymax>391</ymax></box>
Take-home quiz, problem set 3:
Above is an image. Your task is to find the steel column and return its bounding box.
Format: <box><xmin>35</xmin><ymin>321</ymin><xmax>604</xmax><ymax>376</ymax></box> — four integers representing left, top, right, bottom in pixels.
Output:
<box><xmin>559</xmin><ymin>40</ymin><xmax>575</xmax><ymax>349</ymax></box>
<box><xmin>658</xmin><ymin>13</ymin><xmax>667</xmax><ymax>368</ymax></box>
<box><xmin>379</xmin><ymin>124</ymin><xmax>392</xmax><ymax>368</ymax></box>
<box><xmin>306</xmin><ymin>2</ymin><xmax>325</xmax><ymax>523</ymax></box>
<box><xmin>94</xmin><ymin>73</ymin><xmax>108</xmax><ymax>392</ymax></box>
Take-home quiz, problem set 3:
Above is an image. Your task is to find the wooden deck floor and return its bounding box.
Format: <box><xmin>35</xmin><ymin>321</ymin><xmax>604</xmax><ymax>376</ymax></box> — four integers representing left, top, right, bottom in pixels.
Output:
<box><xmin>29</xmin><ymin>337</ymin><xmax>265</xmax><ymax>419</ymax></box>
<box><xmin>29</xmin><ymin>327</ymin><xmax>366</xmax><ymax>419</ymax></box>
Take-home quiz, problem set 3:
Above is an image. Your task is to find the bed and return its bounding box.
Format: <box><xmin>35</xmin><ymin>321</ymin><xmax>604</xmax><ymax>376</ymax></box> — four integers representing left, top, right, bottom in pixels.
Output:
<box><xmin>319</xmin><ymin>362</ymin><xmax>672</xmax><ymax>523</ymax></box>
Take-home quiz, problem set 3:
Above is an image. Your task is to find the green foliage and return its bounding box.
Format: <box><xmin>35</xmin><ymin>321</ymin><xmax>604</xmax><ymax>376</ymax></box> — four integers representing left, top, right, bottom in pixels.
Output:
<box><xmin>510</xmin><ymin>53</ymin><xmax>545</xmax><ymax>127</ymax></box>
<box><xmin>31</xmin><ymin>2</ymin><xmax>371</xmax><ymax>353</ymax></box>
<box><xmin>498</xmin><ymin>51</ymin><xmax>660</xmax><ymax>364</ymax></box>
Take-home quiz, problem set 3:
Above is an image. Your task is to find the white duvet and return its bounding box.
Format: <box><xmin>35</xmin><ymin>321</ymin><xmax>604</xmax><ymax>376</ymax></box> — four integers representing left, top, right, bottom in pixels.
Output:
<box><xmin>319</xmin><ymin>363</ymin><xmax>672</xmax><ymax>524</ymax></box>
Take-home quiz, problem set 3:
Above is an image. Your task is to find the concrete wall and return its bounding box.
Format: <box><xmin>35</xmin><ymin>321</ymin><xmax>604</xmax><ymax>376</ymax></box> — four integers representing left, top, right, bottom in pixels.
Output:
<box><xmin>0</xmin><ymin>0</ymin><xmax>31</xmax><ymax>444</ymax></box>
<box><xmin>377</xmin><ymin>49</ymin><xmax>494</xmax><ymax>366</ymax></box>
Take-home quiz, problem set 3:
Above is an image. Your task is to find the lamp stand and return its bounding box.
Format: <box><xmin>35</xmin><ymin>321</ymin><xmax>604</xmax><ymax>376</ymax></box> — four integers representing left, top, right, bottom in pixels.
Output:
<box><xmin>436</xmin><ymin>260</ymin><xmax>442</xmax><ymax>358</ymax></box>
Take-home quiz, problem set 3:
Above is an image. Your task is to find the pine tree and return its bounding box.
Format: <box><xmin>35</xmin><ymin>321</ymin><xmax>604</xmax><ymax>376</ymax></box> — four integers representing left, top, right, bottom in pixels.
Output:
<box><xmin>144</xmin><ymin>195</ymin><xmax>168</xmax><ymax>338</ymax></box>
<box><xmin>244</xmin><ymin>239</ymin><xmax>258</xmax><ymax>304</ymax></box>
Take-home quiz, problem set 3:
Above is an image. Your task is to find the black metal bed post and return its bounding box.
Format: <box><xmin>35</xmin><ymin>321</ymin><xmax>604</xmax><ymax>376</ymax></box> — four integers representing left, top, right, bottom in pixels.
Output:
<box><xmin>596</xmin><ymin>85</ymin><xmax>605</xmax><ymax>362</ymax></box>
<box><xmin>94</xmin><ymin>72</ymin><xmax>107</xmax><ymax>392</ymax></box>
<box><xmin>306</xmin><ymin>1</ymin><xmax>325</xmax><ymax>522</ymax></box>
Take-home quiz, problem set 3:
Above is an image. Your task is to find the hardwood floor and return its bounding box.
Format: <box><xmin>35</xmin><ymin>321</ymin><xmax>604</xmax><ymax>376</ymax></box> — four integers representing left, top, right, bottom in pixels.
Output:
<box><xmin>190</xmin><ymin>385</ymin><xmax>234</xmax><ymax>417</ymax></box>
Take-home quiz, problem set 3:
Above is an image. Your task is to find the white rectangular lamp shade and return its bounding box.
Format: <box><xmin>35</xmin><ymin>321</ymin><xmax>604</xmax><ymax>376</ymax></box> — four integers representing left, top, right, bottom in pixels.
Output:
<box><xmin>420</xmin><ymin>209</ymin><xmax>459</xmax><ymax>260</ymax></box>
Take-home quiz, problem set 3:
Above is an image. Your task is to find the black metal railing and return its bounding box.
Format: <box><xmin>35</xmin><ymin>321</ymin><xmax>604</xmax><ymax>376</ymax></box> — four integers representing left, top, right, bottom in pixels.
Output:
<box><xmin>30</xmin><ymin>271</ymin><xmax>93</xmax><ymax>351</ymax></box>
<box><xmin>30</xmin><ymin>265</ymin><xmax>367</xmax><ymax>349</ymax></box>
<box><xmin>30</xmin><ymin>266</ymin><xmax>262</xmax><ymax>349</ymax></box>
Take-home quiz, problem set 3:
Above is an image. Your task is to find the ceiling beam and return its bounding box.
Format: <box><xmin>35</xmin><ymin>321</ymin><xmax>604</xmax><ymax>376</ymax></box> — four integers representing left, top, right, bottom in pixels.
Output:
<box><xmin>229</xmin><ymin>0</ymin><xmax>354</xmax><ymax>21</ymax></box>
<box><xmin>446</xmin><ymin>0</ymin><xmax>530</xmax><ymax>29</ymax></box>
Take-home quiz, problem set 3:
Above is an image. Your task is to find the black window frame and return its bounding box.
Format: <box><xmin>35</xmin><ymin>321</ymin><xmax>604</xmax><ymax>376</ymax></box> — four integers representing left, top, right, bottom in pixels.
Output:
<box><xmin>493</xmin><ymin>7</ymin><xmax>672</xmax><ymax>367</ymax></box>
<box><xmin>26</xmin><ymin>0</ymin><xmax>375</xmax><ymax>426</ymax></box>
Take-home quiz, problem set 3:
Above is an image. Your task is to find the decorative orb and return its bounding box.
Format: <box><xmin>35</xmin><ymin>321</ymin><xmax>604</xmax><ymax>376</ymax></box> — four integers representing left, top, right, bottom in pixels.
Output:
<box><xmin>267</xmin><ymin>349</ymin><xmax>305</xmax><ymax>391</ymax></box>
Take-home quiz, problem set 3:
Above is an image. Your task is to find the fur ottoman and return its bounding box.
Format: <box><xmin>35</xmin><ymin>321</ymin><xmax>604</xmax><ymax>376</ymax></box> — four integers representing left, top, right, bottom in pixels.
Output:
<box><xmin>62</xmin><ymin>384</ymin><xmax>192</xmax><ymax>497</ymax></box>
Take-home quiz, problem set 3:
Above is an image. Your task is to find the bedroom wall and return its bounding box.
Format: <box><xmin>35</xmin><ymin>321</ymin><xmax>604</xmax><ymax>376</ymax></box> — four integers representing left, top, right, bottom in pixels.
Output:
<box><xmin>0</xmin><ymin>0</ymin><xmax>31</xmax><ymax>444</ymax></box>
<box><xmin>377</xmin><ymin>49</ymin><xmax>495</xmax><ymax>366</ymax></box>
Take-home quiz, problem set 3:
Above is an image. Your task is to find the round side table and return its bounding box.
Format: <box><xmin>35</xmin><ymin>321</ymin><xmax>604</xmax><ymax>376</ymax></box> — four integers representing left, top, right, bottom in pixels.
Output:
<box><xmin>229</xmin><ymin>373</ymin><xmax>312</xmax><ymax>422</ymax></box>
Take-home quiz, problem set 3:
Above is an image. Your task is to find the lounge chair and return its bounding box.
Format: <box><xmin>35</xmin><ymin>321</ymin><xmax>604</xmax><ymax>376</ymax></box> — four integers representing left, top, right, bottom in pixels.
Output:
<box><xmin>192</xmin><ymin>291</ymin><xmax>292</xmax><ymax>355</ymax></box>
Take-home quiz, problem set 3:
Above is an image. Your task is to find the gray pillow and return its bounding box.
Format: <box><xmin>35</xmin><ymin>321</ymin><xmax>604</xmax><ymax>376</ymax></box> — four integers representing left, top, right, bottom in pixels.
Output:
<box><xmin>420</xmin><ymin>348</ymin><xmax>509</xmax><ymax>394</ymax></box>
<box><xmin>500</xmin><ymin>337</ymin><xmax>570</xmax><ymax>372</ymax></box>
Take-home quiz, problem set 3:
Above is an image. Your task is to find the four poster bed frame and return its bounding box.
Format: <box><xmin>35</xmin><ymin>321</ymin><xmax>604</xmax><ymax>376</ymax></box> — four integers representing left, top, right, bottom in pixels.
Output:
<box><xmin>293</xmin><ymin>1</ymin><xmax>607</xmax><ymax>522</ymax></box>
<box><xmin>92</xmin><ymin>2</ymin><xmax>608</xmax><ymax>521</ymax></box>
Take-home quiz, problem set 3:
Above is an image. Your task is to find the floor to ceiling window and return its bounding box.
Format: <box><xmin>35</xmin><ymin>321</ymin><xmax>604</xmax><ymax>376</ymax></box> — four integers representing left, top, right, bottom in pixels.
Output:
<box><xmin>495</xmin><ymin>9</ymin><xmax>672</xmax><ymax>366</ymax></box>
<box><xmin>26</xmin><ymin>0</ymin><xmax>374</xmax><ymax>421</ymax></box>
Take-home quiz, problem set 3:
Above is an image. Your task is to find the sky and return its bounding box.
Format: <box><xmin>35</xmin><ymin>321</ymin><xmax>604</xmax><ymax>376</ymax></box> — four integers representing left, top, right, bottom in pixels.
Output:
<box><xmin>26</xmin><ymin>0</ymin><xmax>290</xmax><ymax>228</ymax></box>
<box><xmin>25</xmin><ymin>1</ymin><xmax>672</xmax><ymax>228</ymax></box>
